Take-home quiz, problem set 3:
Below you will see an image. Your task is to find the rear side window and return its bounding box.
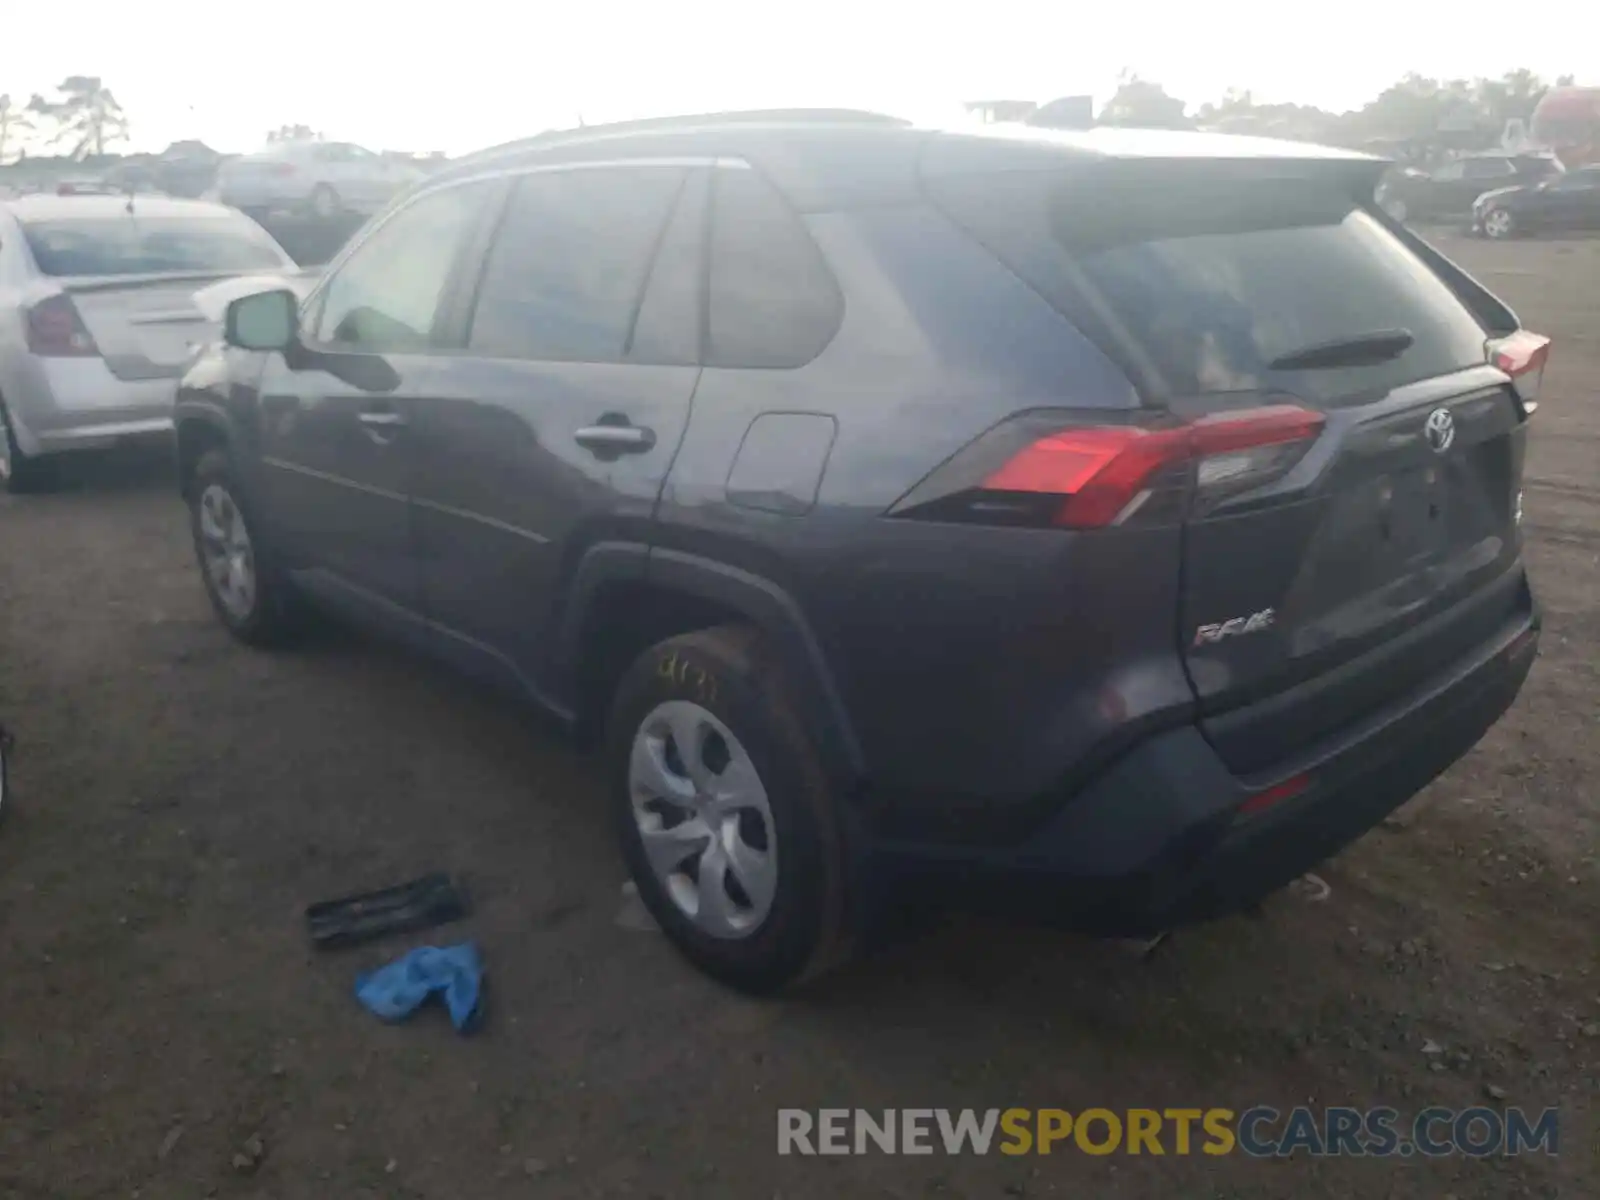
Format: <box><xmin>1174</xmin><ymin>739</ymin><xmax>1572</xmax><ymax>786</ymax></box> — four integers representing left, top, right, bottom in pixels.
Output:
<box><xmin>21</xmin><ymin>213</ymin><xmax>286</xmax><ymax>277</ymax></box>
<box><xmin>1055</xmin><ymin>183</ymin><xmax>1491</xmax><ymax>403</ymax></box>
<box><xmin>467</xmin><ymin>166</ymin><xmax>686</xmax><ymax>364</ymax></box>
<box><xmin>707</xmin><ymin>166</ymin><xmax>841</xmax><ymax>369</ymax></box>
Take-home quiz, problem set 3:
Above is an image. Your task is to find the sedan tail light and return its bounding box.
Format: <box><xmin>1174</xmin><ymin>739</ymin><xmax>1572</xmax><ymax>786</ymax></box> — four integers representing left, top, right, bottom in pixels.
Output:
<box><xmin>25</xmin><ymin>294</ymin><xmax>99</xmax><ymax>357</ymax></box>
<box><xmin>890</xmin><ymin>405</ymin><xmax>1325</xmax><ymax>530</ymax></box>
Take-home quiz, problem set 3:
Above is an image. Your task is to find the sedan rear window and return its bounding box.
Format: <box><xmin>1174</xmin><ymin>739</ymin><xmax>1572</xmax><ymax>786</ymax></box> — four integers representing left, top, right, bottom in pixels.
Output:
<box><xmin>21</xmin><ymin>214</ymin><xmax>286</xmax><ymax>277</ymax></box>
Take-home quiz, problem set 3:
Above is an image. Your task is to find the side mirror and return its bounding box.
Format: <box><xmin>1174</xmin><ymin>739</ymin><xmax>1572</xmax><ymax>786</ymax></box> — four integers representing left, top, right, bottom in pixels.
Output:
<box><xmin>224</xmin><ymin>288</ymin><xmax>298</xmax><ymax>352</ymax></box>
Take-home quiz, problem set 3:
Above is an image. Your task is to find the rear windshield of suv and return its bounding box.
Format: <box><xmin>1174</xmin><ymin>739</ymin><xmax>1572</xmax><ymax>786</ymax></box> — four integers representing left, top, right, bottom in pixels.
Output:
<box><xmin>22</xmin><ymin>214</ymin><xmax>286</xmax><ymax>277</ymax></box>
<box><xmin>933</xmin><ymin>168</ymin><xmax>1491</xmax><ymax>406</ymax></box>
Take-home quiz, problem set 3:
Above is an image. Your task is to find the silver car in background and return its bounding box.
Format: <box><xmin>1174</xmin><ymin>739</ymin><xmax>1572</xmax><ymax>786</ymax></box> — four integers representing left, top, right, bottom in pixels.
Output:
<box><xmin>216</xmin><ymin>141</ymin><xmax>423</xmax><ymax>219</ymax></box>
<box><xmin>0</xmin><ymin>194</ymin><xmax>296</xmax><ymax>492</ymax></box>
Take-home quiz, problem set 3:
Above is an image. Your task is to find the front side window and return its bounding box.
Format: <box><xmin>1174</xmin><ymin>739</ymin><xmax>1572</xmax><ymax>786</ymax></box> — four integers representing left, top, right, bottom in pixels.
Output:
<box><xmin>312</xmin><ymin>182</ymin><xmax>489</xmax><ymax>351</ymax></box>
<box><xmin>466</xmin><ymin>165</ymin><xmax>686</xmax><ymax>363</ymax></box>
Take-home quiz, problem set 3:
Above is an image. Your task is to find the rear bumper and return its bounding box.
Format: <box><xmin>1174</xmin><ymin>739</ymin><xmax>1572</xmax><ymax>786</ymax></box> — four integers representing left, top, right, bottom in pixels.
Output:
<box><xmin>2</xmin><ymin>357</ymin><xmax>177</xmax><ymax>456</ymax></box>
<box><xmin>875</xmin><ymin>578</ymin><xmax>1539</xmax><ymax>937</ymax></box>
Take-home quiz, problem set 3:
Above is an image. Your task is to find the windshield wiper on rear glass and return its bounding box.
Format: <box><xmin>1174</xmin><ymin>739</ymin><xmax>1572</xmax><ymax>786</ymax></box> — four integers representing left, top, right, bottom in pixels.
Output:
<box><xmin>1267</xmin><ymin>328</ymin><xmax>1415</xmax><ymax>371</ymax></box>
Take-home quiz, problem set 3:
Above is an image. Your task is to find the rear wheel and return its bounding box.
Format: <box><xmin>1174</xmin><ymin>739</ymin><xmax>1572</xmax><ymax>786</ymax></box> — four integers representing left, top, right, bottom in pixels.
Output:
<box><xmin>606</xmin><ymin>626</ymin><xmax>854</xmax><ymax>994</ymax></box>
<box><xmin>308</xmin><ymin>184</ymin><xmax>340</xmax><ymax>219</ymax></box>
<box><xmin>189</xmin><ymin>448</ymin><xmax>303</xmax><ymax>645</ymax></box>
<box><xmin>0</xmin><ymin>401</ymin><xmax>56</xmax><ymax>495</ymax></box>
<box><xmin>1483</xmin><ymin>207</ymin><xmax>1516</xmax><ymax>239</ymax></box>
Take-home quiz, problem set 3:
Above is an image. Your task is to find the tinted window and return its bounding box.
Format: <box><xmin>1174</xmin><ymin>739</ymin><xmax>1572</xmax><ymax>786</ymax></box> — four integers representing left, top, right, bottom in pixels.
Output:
<box><xmin>707</xmin><ymin>166</ymin><xmax>842</xmax><ymax>369</ymax></box>
<box><xmin>1052</xmin><ymin>181</ymin><xmax>1489</xmax><ymax>404</ymax></box>
<box><xmin>313</xmin><ymin>182</ymin><xmax>488</xmax><ymax>350</ymax></box>
<box><xmin>627</xmin><ymin>168</ymin><xmax>707</xmax><ymax>366</ymax></box>
<box><xmin>467</xmin><ymin>166</ymin><xmax>685</xmax><ymax>363</ymax></box>
<box><xmin>21</xmin><ymin>213</ymin><xmax>286</xmax><ymax>276</ymax></box>
<box><xmin>1555</xmin><ymin>168</ymin><xmax>1600</xmax><ymax>189</ymax></box>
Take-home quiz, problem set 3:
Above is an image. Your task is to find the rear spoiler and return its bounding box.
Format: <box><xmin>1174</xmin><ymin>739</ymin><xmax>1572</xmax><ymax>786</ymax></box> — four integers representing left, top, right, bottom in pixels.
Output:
<box><xmin>61</xmin><ymin>269</ymin><xmax>247</xmax><ymax>294</ymax></box>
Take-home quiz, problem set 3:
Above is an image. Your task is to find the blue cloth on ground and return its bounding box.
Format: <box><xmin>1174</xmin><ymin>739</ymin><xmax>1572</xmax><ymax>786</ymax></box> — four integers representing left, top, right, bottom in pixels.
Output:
<box><xmin>355</xmin><ymin>942</ymin><xmax>484</xmax><ymax>1033</ymax></box>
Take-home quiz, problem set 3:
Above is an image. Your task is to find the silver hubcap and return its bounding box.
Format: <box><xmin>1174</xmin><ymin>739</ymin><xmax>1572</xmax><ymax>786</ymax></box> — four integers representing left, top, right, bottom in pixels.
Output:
<box><xmin>1486</xmin><ymin>210</ymin><xmax>1511</xmax><ymax>237</ymax></box>
<box><xmin>628</xmin><ymin>700</ymin><xmax>777</xmax><ymax>939</ymax></box>
<box><xmin>198</xmin><ymin>484</ymin><xmax>257</xmax><ymax>619</ymax></box>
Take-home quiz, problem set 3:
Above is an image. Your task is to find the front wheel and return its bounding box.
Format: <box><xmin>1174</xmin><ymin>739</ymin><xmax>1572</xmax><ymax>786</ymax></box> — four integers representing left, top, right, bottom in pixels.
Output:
<box><xmin>1483</xmin><ymin>207</ymin><xmax>1516</xmax><ymax>239</ymax></box>
<box><xmin>606</xmin><ymin>626</ymin><xmax>854</xmax><ymax>994</ymax></box>
<box><xmin>308</xmin><ymin>184</ymin><xmax>340</xmax><ymax>219</ymax></box>
<box><xmin>189</xmin><ymin>449</ymin><xmax>304</xmax><ymax>645</ymax></box>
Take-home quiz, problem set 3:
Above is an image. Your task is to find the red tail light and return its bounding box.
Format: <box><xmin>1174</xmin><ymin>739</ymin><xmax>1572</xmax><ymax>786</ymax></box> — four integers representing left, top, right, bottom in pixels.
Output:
<box><xmin>891</xmin><ymin>405</ymin><xmax>1325</xmax><ymax>530</ymax></box>
<box><xmin>1489</xmin><ymin>330</ymin><xmax>1550</xmax><ymax>414</ymax></box>
<box><xmin>1237</xmin><ymin>773</ymin><xmax>1311</xmax><ymax>818</ymax></box>
<box><xmin>25</xmin><ymin>294</ymin><xmax>99</xmax><ymax>358</ymax></box>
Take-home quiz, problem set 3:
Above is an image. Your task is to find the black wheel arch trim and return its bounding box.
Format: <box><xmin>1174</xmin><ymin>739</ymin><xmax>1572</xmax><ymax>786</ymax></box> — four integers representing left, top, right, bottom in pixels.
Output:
<box><xmin>557</xmin><ymin>542</ymin><xmax>866</xmax><ymax>789</ymax></box>
<box><xmin>174</xmin><ymin>401</ymin><xmax>237</xmax><ymax>496</ymax></box>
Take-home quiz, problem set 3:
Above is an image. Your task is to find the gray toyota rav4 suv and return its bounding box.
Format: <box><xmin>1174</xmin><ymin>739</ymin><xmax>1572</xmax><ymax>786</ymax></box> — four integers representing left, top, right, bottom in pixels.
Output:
<box><xmin>176</xmin><ymin>111</ymin><xmax>1547</xmax><ymax>992</ymax></box>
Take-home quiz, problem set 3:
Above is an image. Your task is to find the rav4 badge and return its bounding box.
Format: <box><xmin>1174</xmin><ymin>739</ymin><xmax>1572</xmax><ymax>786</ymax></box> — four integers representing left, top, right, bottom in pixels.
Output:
<box><xmin>1193</xmin><ymin>608</ymin><xmax>1276</xmax><ymax>647</ymax></box>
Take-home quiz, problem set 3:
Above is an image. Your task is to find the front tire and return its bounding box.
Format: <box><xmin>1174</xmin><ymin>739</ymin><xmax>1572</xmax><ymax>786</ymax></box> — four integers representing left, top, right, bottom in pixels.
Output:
<box><xmin>606</xmin><ymin>626</ymin><xmax>854</xmax><ymax>994</ymax></box>
<box><xmin>188</xmin><ymin>448</ymin><xmax>303</xmax><ymax>646</ymax></box>
<box><xmin>308</xmin><ymin>184</ymin><xmax>340</xmax><ymax>219</ymax></box>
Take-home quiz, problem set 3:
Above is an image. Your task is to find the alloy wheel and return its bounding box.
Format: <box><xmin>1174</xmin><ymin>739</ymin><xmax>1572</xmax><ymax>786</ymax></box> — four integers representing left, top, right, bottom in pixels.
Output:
<box><xmin>197</xmin><ymin>484</ymin><xmax>257</xmax><ymax>621</ymax></box>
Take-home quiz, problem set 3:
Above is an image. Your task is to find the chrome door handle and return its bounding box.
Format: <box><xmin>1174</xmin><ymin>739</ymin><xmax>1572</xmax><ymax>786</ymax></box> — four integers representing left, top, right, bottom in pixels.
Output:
<box><xmin>358</xmin><ymin>410</ymin><xmax>407</xmax><ymax>428</ymax></box>
<box><xmin>574</xmin><ymin>424</ymin><xmax>655</xmax><ymax>453</ymax></box>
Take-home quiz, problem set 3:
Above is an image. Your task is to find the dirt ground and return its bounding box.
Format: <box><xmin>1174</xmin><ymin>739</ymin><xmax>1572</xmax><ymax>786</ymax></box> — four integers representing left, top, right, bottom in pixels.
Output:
<box><xmin>0</xmin><ymin>233</ymin><xmax>1595</xmax><ymax>1200</ymax></box>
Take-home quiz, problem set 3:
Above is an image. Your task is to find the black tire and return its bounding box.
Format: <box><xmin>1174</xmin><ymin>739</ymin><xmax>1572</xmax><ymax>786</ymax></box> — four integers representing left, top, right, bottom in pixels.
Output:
<box><xmin>188</xmin><ymin>448</ymin><xmax>304</xmax><ymax>646</ymax></box>
<box><xmin>308</xmin><ymin>184</ymin><xmax>340</xmax><ymax>219</ymax></box>
<box><xmin>1</xmin><ymin>401</ymin><xmax>58</xmax><ymax>494</ymax></box>
<box><xmin>606</xmin><ymin>625</ymin><xmax>854</xmax><ymax>994</ymax></box>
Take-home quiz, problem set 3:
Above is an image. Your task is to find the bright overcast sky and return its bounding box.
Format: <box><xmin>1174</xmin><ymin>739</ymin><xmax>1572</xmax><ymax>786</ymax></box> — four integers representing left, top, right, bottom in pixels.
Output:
<box><xmin>4</xmin><ymin>0</ymin><xmax>1596</xmax><ymax>155</ymax></box>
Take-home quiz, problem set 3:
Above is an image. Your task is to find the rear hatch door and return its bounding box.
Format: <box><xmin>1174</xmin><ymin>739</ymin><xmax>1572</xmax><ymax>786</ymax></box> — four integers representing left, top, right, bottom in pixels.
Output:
<box><xmin>1055</xmin><ymin>166</ymin><xmax>1528</xmax><ymax>771</ymax></box>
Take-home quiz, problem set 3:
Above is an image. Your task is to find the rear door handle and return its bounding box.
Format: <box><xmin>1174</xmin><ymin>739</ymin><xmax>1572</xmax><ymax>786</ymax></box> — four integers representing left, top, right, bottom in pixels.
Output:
<box><xmin>574</xmin><ymin>423</ymin><xmax>655</xmax><ymax>455</ymax></box>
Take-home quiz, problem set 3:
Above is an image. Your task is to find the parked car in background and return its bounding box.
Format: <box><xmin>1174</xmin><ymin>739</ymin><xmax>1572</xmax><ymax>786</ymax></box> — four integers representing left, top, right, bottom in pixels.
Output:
<box><xmin>216</xmin><ymin>141</ymin><xmax>424</xmax><ymax>219</ymax></box>
<box><xmin>1376</xmin><ymin>153</ymin><xmax>1563</xmax><ymax>223</ymax></box>
<box><xmin>1473</xmin><ymin>164</ymin><xmax>1600</xmax><ymax>238</ymax></box>
<box><xmin>175</xmin><ymin>113</ymin><xmax>1545</xmax><ymax>993</ymax></box>
<box><xmin>0</xmin><ymin>194</ymin><xmax>296</xmax><ymax>492</ymax></box>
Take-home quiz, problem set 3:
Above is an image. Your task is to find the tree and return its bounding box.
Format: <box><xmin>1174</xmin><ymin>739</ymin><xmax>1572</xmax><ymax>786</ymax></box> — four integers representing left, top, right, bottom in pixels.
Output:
<box><xmin>0</xmin><ymin>93</ymin><xmax>35</xmax><ymax>163</ymax></box>
<box><xmin>27</xmin><ymin>76</ymin><xmax>129</xmax><ymax>159</ymax></box>
<box><xmin>1100</xmin><ymin>72</ymin><xmax>1191</xmax><ymax>129</ymax></box>
<box><xmin>266</xmin><ymin>124</ymin><xmax>322</xmax><ymax>143</ymax></box>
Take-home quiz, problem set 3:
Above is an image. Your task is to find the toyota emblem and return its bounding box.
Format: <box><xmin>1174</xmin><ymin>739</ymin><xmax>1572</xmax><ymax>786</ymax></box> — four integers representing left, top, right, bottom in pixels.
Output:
<box><xmin>1424</xmin><ymin>407</ymin><xmax>1455</xmax><ymax>454</ymax></box>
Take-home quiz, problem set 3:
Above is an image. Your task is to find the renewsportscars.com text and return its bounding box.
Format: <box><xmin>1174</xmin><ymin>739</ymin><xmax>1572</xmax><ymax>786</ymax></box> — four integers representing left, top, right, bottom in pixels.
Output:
<box><xmin>777</xmin><ymin>1106</ymin><xmax>1560</xmax><ymax>1158</ymax></box>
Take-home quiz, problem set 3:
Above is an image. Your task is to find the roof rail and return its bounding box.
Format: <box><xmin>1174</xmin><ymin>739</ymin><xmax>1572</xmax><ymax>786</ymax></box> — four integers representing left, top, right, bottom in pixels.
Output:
<box><xmin>451</xmin><ymin>108</ymin><xmax>909</xmax><ymax>167</ymax></box>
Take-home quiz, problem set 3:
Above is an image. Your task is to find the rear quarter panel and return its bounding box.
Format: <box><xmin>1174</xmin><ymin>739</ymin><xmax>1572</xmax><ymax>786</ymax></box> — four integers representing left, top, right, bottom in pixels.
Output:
<box><xmin>652</xmin><ymin>202</ymin><xmax>1192</xmax><ymax>833</ymax></box>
